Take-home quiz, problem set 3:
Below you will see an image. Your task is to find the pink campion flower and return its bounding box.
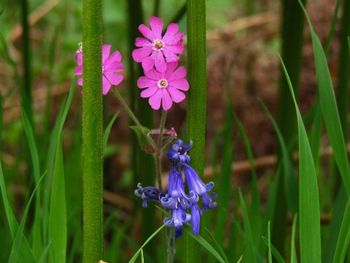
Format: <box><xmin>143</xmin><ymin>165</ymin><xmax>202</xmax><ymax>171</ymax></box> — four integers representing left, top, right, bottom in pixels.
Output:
<box><xmin>137</xmin><ymin>63</ymin><xmax>189</xmax><ymax>111</ymax></box>
<box><xmin>132</xmin><ymin>16</ymin><xmax>184</xmax><ymax>73</ymax></box>
<box><xmin>74</xmin><ymin>44</ymin><xmax>125</xmax><ymax>95</ymax></box>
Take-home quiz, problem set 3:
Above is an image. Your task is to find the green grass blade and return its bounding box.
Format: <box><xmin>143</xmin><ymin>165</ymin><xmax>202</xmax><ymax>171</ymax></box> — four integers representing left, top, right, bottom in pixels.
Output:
<box><xmin>128</xmin><ymin>224</ymin><xmax>166</xmax><ymax>263</ymax></box>
<box><xmin>260</xmin><ymin>101</ymin><xmax>298</xmax><ymax>213</ymax></box>
<box><xmin>38</xmin><ymin>242</ymin><xmax>52</xmax><ymax>263</ymax></box>
<box><xmin>234</xmin><ymin>116</ymin><xmax>261</xmax><ymax>249</ymax></box>
<box><xmin>299</xmin><ymin>0</ymin><xmax>350</xmax><ymax>194</ymax></box>
<box><xmin>8</xmin><ymin>173</ymin><xmax>45</xmax><ymax>263</ymax></box>
<box><xmin>238</xmin><ymin>190</ymin><xmax>259</xmax><ymax>263</ymax></box>
<box><xmin>187</xmin><ymin>230</ymin><xmax>228</xmax><ymax>263</ymax></box>
<box><xmin>21</xmin><ymin>110</ymin><xmax>43</xmax><ymax>256</ymax></box>
<box><xmin>0</xmin><ymin>94</ymin><xmax>2</xmax><ymax>148</ymax></box>
<box><xmin>325</xmin><ymin>0</ymin><xmax>342</xmax><ymax>53</ymax></box>
<box><xmin>280</xmin><ymin>56</ymin><xmax>321</xmax><ymax>263</ymax></box>
<box><xmin>262</xmin><ymin>236</ymin><xmax>286</xmax><ymax>263</ymax></box>
<box><xmin>103</xmin><ymin>112</ymin><xmax>119</xmax><ymax>155</ymax></box>
<box><xmin>332</xmin><ymin>200</ymin><xmax>350</xmax><ymax>263</ymax></box>
<box><xmin>49</xmin><ymin>141</ymin><xmax>67</xmax><ymax>263</ymax></box>
<box><xmin>204</xmin><ymin>228</ymin><xmax>230</xmax><ymax>263</ymax></box>
<box><xmin>290</xmin><ymin>215</ymin><xmax>298</xmax><ymax>263</ymax></box>
<box><xmin>267</xmin><ymin>222</ymin><xmax>272</xmax><ymax>263</ymax></box>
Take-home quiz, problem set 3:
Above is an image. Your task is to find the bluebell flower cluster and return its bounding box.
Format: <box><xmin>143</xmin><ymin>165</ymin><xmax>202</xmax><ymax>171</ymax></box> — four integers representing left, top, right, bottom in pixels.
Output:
<box><xmin>135</xmin><ymin>139</ymin><xmax>217</xmax><ymax>237</ymax></box>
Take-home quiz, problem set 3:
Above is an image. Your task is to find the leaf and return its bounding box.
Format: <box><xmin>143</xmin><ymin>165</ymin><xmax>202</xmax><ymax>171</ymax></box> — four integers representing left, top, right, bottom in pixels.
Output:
<box><xmin>299</xmin><ymin>0</ymin><xmax>350</xmax><ymax>194</ymax></box>
<box><xmin>262</xmin><ymin>237</ymin><xmax>286</xmax><ymax>263</ymax></box>
<box><xmin>49</xmin><ymin>142</ymin><xmax>67</xmax><ymax>263</ymax></box>
<box><xmin>267</xmin><ymin>222</ymin><xmax>272</xmax><ymax>263</ymax></box>
<box><xmin>290</xmin><ymin>215</ymin><xmax>298</xmax><ymax>263</ymax></box>
<box><xmin>280</xmin><ymin>55</ymin><xmax>321</xmax><ymax>263</ymax></box>
<box><xmin>260</xmin><ymin>100</ymin><xmax>298</xmax><ymax>213</ymax></box>
<box><xmin>8</xmin><ymin>172</ymin><xmax>45</xmax><ymax>263</ymax></box>
<box><xmin>332</xmin><ymin>200</ymin><xmax>350</xmax><ymax>263</ymax></box>
<box><xmin>103</xmin><ymin>112</ymin><xmax>119</xmax><ymax>155</ymax></box>
<box><xmin>204</xmin><ymin>228</ymin><xmax>230</xmax><ymax>263</ymax></box>
<box><xmin>187</xmin><ymin>230</ymin><xmax>228</xmax><ymax>263</ymax></box>
<box><xmin>128</xmin><ymin>224</ymin><xmax>166</xmax><ymax>263</ymax></box>
<box><xmin>129</xmin><ymin>125</ymin><xmax>151</xmax><ymax>150</ymax></box>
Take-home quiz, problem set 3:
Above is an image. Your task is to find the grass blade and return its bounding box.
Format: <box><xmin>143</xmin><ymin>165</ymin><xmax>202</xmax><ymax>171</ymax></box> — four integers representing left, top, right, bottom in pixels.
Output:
<box><xmin>204</xmin><ymin>228</ymin><xmax>230</xmax><ymax>263</ymax></box>
<box><xmin>299</xmin><ymin>0</ymin><xmax>350</xmax><ymax>194</ymax></box>
<box><xmin>49</xmin><ymin>141</ymin><xmax>67</xmax><ymax>263</ymax></box>
<box><xmin>267</xmin><ymin>222</ymin><xmax>272</xmax><ymax>263</ymax></box>
<box><xmin>187</xmin><ymin>230</ymin><xmax>228</xmax><ymax>263</ymax></box>
<box><xmin>262</xmin><ymin>236</ymin><xmax>286</xmax><ymax>263</ymax></box>
<box><xmin>290</xmin><ymin>215</ymin><xmax>298</xmax><ymax>263</ymax></box>
<box><xmin>332</xmin><ymin>200</ymin><xmax>350</xmax><ymax>263</ymax></box>
<box><xmin>8</xmin><ymin>173</ymin><xmax>45</xmax><ymax>263</ymax></box>
<box><xmin>280</xmin><ymin>56</ymin><xmax>321</xmax><ymax>262</ymax></box>
<box><xmin>103</xmin><ymin>112</ymin><xmax>119</xmax><ymax>154</ymax></box>
<box><xmin>128</xmin><ymin>224</ymin><xmax>166</xmax><ymax>263</ymax></box>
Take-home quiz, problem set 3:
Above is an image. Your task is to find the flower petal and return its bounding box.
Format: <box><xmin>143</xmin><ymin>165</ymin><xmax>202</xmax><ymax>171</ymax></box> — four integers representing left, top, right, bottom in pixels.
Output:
<box><xmin>166</xmin><ymin>44</ymin><xmax>184</xmax><ymax>54</ymax></box>
<box><xmin>155</xmin><ymin>52</ymin><xmax>167</xmax><ymax>72</ymax></box>
<box><xmin>77</xmin><ymin>78</ymin><xmax>83</xmax><ymax>86</ymax></box>
<box><xmin>132</xmin><ymin>47</ymin><xmax>153</xmax><ymax>62</ymax></box>
<box><xmin>102</xmin><ymin>75</ymin><xmax>112</xmax><ymax>95</ymax></box>
<box><xmin>137</xmin><ymin>76</ymin><xmax>155</xmax><ymax>88</ymax></box>
<box><xmin>141</xmin><ymin>56</ymin><xmax>155</xmax><ymax>72</ymax></box>
<box><xmin>149</xmin><ymin>90</ymin><xmax>162</xmax><ymax>110</ymax></box>
<box><xmin>163</xmin><ymin>23</ymin><xmax>179</xmax><ymax>42</ymax></box>
<box><xmin>167</xmin><ymin>86</ymin><xmax>186</xmax><ymax>103</ymax></box>
<box><xmin>75</xmin><ymin>51</ymin><xmax>83</xmax><ymax>65</ymax></box>
<box><xmin>145</xmin><ymin>68</ymin><xmax>162</xmax><ymax>80</ymax></box>
<box><xmin>163</xmin><ymin>48</ymin><xmax>180</xmax><ymax>63</ymax></box>
<box><xmin>140</xmin><ymin>85</ymin><xmax>158</xmax><ymax>98</ymax></box>
<box><xmin>102</xmin><ymin>44</ymin><xmax>111</xmax><ymax>64</ymax></box>
<box><xmin>73</xmin><ymin>65</ymin><xmax>82</xmax><ymax>75</ymax></box>
<box><xmin>104</xmin><ymin>50</ymin><xmax>122</xmax><ymax>69</ymax></box>
<box><xmin>191</xmin><ymin>204</ymin><xmax>201</xmax><ymax>235</ymax></box>
<box><xmin>135</xmin><ymin>37</ymin><xmax>152</xmax><ymax>47</ymax></box>
<box><xmin>138</xmin><ymin>24</ymin><xmax>154</xmax><ymax>40</ymax></box>
<box><xmin>149</xmin><ymin>16</ymin><xmax>163</xmax><ymax>39</ymax></box>
<box><xmin>168</xmin><ymin>66</ymin><xmax>186</xmax><ymax>81</ymax></box>
<box><xmin>104</xmin><ymin>72</ymin><xmax>123</xmax><ymax>86</ymax></box>
<box><xmin>161</xmin><ymin>89</ymin><xmax>173</xmax><ymax>111</ymax></box>
<box><xmin>169</xmin><ymin>78</ymin><xmax>189</xmax><ymax>91</ymax></box>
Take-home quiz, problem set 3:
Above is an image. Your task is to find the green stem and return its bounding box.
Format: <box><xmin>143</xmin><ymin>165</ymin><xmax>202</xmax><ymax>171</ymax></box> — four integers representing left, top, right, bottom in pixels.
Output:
<box><xmin>273</xmin><ymin>0</ymin><xmax>307</xmax><ymax>255</ymax></box>
<box><xmin>20</xmin><ymin>0</ymin><xmax>33</xmax><ymax>123</ymax></box>
<box><xmin>114</xmin><ymin>90</ymin><xmax>156</xmax><ymax>149</ymax></box>
<box><xmin>155</xmin><ymin>110</ymin><xmax>167</xmax><ymax>189</ymax></box>
<box><xmin>82</xmin><ymin>0</ymin><xmax>103</xmax><ymax>261</ymax></box>
<box><xmin>170</xmin><ymin>3</ymin><xmax>186</xmax><ymax>23</ymax></box>
<box><xmin>336</xmin><ymin>0</ymin><xmax>350</xmax><ymax>140</ymax></box>
<box><xmin>153</xmin><ymin>0</ymin><xmax>160</xmax><ymax>16</ymax></box>
<box><xmin>186</xmin><ymin>0</ymin><xmax>206</xmax><ymax>261</ymax></box>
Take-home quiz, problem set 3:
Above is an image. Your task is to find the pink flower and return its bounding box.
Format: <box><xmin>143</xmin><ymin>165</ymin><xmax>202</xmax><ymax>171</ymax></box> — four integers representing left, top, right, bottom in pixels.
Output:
<box><xmin>132</xmin><ymin>16</ymin><xmax>184</xmax><ymax>73</ymax></box>
<box><xmin>74</xmin><ymin>44</ymin><xmax>125</xmax><ymax>95</ymax></box>
<box><xmin>137</xmin><ymin>63</ymin><xmax>189</xmax><ymax>111</ymax></box>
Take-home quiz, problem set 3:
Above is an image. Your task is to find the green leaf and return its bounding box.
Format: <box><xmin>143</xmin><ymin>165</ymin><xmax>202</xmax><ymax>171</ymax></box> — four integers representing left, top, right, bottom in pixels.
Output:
<box><xmin>204</xmin><ymin>228</ymin><xmax>230</xmax><ymax>263</ymax></box>
<box><xmin>260</xmin><ymin>100</ymin><xmax>298</xmax><ymax>213</ymax></box>
<box><xmin>290</xmin><ymin>215</ymin><xmax>298</xmax><ymax>263</ymax></box>
<box><xmin>262</xmin><ymin>236</ymin><xmax>286</xmax><ymax>263</ymax></box>
<box><xmin>103</xmin><ymin>112</ymin><xmax>119</xmax><ymax>155</ymax></box>
<box><xmin>332</xmin><ymin>201</ymin><xmax>350</xmax><ymax>263</ymax></box>
<box><xmin>49</xmin><ymin>142</ymin><xmax>67</xmax><ymax>263</ymax></box>
<box><xmin>280</xmin><ymin>55</ymin><xmax>321</xmax><ymax>263</ymax></box>
<box><xmin>128</xmin><ymin>224</ymin><xmax>166</xmax><ymax>263</ymax></box>
<box><xmin>129</xmin><ymin>125</ymin><xmax>151</xmax><ymax>150</ymax></box>
<box><xmin>8</xmin><ymin>172</ymin><xmax>45</xmax><ymax>263</ymax></box>
<box><xmin>267</xmin><ymin>222</ymin><xmax>272</xmax><ymax>263</ymax></box>
<box><xmin>299</xmin><ymin>0</ymin><xmax>350</xmax><ymax>194</ymax></box>
<box><xmin>187</xmin><ymin>230</ymin><xmax>228</xmax><ymax>263</ymax></box>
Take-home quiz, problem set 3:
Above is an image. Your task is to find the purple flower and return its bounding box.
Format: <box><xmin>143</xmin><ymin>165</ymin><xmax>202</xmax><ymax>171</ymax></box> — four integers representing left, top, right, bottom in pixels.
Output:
<box><xmin>191</xmin><ymin>203</ymin><xmax>201</xmax><ymax>235</ymax></box>
<box><xmin>167</xmin><ymin>139</ymin><xmax>192</xmax><ymax>165</ymax></box>
<box><xmin>132</xmin><ymin>16</ymin><xmax>184</xmax><ymax>73</ymax></box>
<box><xmin>134</xmin><ymin>183</ymin><xmax>165</xmax><ymax>207</ymax></box>
<box><xmin>164</xmin><ymin>208</ymin><xmax>191</xmax><ymax>238</ymax></box>
<box><xmin>74</xmin><ymin>44</ymin><xmax>125</xmax><ymax>95</ymax></box>
<box><xmin>183</xmin><ymin>163</ymin><xmax>214</xmax><ymax>196</ymax></box>
<box><xmin>137</xmin><ymin>62</ymin><xmax>189</xmax><ymax>111</ymax></box>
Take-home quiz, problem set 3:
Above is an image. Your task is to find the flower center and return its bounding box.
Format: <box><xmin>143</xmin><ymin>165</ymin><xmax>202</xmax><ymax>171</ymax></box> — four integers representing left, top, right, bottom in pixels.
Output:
<box><xmin>157</xmin><ymin>79</ymin><xmax>168</xmax><ymax>89</ymax></box>
<box><xmin>153</xmin><ymin>39</ymin><xmax>164</xmax><ymax>50</ymax></box>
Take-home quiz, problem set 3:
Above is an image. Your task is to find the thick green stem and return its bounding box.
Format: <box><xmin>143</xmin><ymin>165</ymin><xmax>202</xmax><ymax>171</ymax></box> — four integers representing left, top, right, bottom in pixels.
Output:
<box><xmin>186</xmin><ymin>0</ymin><xmax>206</xmax><ymax>261</ymax></box>
<box><xmin>336</xmin><ymin>0</ymin><xmax>350</xmax><ymax>140</ymax></box>
<box><xmin>273</xmin><ymin>0</ymin><xmax>307</xmax><ymax>256</ymax></box>
<box><xmin>20</xmin><ymin>0</ymin><xmax>33</xmax><ymax>123</ymax></box>
<box><xmin>82</xmin><ymin>0</ymin><xmax>103</xmax><ymax>262</ymax></box>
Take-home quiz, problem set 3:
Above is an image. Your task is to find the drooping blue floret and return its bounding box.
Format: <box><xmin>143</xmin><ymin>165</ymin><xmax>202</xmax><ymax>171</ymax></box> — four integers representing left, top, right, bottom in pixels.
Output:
<box><xmin>135</xmin><ymin>139</ymin><xmax>217</xmax><ymax>238</ymax></box>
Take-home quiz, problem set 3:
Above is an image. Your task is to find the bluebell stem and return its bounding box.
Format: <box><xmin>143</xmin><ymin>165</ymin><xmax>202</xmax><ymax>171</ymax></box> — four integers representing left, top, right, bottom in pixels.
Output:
<box><xmin>135</xmin><ymin>139</ymin><xmax>217</xmax><ymax>238</ymax></box>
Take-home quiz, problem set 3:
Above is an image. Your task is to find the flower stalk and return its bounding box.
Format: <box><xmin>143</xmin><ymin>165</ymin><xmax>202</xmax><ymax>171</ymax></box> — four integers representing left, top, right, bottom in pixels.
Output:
<box><xmin>82</xmin><ymin>0</ymin><xmax>103</xmax><ymax>261</ymax></box>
